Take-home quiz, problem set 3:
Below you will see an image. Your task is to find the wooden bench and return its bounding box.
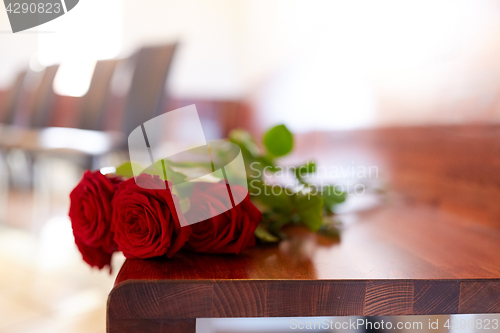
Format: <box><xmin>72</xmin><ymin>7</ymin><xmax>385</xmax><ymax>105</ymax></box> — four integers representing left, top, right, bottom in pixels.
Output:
<box><xmin>107</xmin><ymin>125</ymin><xmax>500</xmax><ymax>332</ymax></box>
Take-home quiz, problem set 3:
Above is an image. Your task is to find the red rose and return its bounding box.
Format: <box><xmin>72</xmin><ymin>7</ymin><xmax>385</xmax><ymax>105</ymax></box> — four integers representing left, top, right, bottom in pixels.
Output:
<box><xmin>111</xmin><ymin>175</ymin><xmax>192</xmax><ymax>259</ymax></box>
<box><xmin>185</xmin><ymin>182</ymin><xmax>262</xmax><ymax>254</ymax></box>
<box><xmin>74</xmin><ymin>237</ymin><xmax>113</xmax><ymax>271</ymax></box>
<box><xmin>69</xmin><ymin>170</ymin><xmax>120</xmax><ymax>270</ymax></box>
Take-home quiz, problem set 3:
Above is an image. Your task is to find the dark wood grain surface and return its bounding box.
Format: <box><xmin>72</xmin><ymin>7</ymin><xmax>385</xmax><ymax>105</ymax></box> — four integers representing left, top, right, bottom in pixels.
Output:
<box><xmin>108</xmin><ymin>202</ymin><xmax>500</xmax><ymax>331</ymax></box>
<box><xmin>293</xmin><ymin>124</ymin><xmax>500</xmax><ymax>228</ymax></box>
<box><xmin>114</xmin><ymin>202</ymin><xmax>500</xmax><ymax>282</ymax></box>
<box><xmin>108</xmin><ymin>125</ymin><xmax>500</xmax><ymax>332</ymax></box>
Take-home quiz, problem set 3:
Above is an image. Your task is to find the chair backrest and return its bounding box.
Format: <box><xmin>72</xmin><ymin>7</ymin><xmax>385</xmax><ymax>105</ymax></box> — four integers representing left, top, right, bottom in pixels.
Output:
<box><xmin>0</xmin><ymin>70</ymin><xmax>27</xmax><ymax>125</ymax></box>
<box><xmin>78</xmin><ymin>59</ymin><xmax>119</xmax><ymax>131</ymax></box>
<box><xmin>121</xmin><ymin>43</ymin><xmax>177</xmax><ymax>136</ymax></box>
<box><xmin>28</xmin><ymin>65</ymin><xmax>59</xmax><ymax>128</ymax></box>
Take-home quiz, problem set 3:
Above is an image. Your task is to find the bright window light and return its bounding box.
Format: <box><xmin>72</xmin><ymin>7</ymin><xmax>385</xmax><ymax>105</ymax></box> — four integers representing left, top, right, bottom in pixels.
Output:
<box><xmin>36</xmin><ymin>0</ymin><xmax>122</xmax><ymax>97</ymax></box>
<box><xmin>53</xmin><ymin>58</ymin><xmax>96</xmax><ymax>97</ymax></box>
<box><xmin>100</xmin><ymin>166</ymin><xmax>117</xmax><ymax>175</ymax></box>
<box><xmin>39</xmin><ymin>127</ymin><xmax>113</xmax><ymax>155</ymax></box>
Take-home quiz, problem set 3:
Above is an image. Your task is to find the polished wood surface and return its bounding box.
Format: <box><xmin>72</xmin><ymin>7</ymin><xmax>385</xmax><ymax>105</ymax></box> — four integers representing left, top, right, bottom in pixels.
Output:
<box><xmin>108</xmin><ymin>201</ymin><xmax>500</xmax><ymax>332</ymax></box>
<box><xmin>108</xmin><ymin>125</ymin><xmax>500</xmax><ymax>332</ymax></box>
<box><xmin>114</xmin><ymin>202</ymin><xmax>500</xmax><ymax>282</ymax></box>
<box><xmin>294</xmin><ymin>124</ymin><xmax>500</xmax><ymax>228</ymax></box>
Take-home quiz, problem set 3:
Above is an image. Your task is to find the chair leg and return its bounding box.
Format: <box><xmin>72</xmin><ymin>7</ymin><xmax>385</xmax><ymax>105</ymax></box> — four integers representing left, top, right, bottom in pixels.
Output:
<box><xmin>91</xmin><ymin>154</ymin><xmax>101</xmax><ymax>171</ymax></box>
<box><xmin>32</xmin><ymin>155</ymin><xmax>51</xmax><ymax>234</ymax></box>
<box><xmin>6</xmin><ymin>149</ymin><xmax>33</xmax><ymax>190</ymax></box>
<box><xmin>0</xmin><ymin>152</ymin><xmax>8</xmax><ymax>224</ymax></box>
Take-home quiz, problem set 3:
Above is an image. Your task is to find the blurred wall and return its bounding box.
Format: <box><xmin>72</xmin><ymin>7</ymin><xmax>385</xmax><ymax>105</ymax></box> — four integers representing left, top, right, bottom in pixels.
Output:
<box><xmin>2</xmin><ymin>0</ymin><xmax>500</xmax><ymax>131</ymax></box>
<box><xmin>121</xmin><ymin>0</ymin><xmax>246</xmax><ymax>99</ymax></box>
<box><xmin>248</xmin><ymin>0</ymin><xmax>500</xmax><ymax>131</ymax></box>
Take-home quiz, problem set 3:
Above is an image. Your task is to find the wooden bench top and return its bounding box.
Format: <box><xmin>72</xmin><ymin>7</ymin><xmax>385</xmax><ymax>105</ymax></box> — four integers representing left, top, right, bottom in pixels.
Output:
<box><xmin>107</xmin><ymin>125</ymin><xmax>500</xmax><ymax>332</ymax></box>
<box><xmin>113</xmin><ymin>202</ymin><xmax>500</xmax><ymax>283</ymax></box>
<box><xmin>108</xmin><ymin>201</ymin><xmax>500</xmax><ymax>332</ymax></box>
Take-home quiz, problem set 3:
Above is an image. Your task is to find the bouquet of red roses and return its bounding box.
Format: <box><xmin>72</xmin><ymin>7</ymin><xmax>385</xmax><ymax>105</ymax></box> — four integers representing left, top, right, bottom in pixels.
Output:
<box><xmin>69</xmin><ymin>125</ymin><xmax>346</xmax><ymax>271</ymax></box>
<box><xmin>69</xmin><ymin>171</ymin><xmax>262</xmax><ymax>271</ymax></box>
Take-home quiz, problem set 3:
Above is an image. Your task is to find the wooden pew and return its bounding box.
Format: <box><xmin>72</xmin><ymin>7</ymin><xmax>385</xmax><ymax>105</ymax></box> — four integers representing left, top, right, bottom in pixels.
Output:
<box><xmin>107</xmin><ymin>124</ymin><xmax>500</xmax><ymax>332</ymax></box>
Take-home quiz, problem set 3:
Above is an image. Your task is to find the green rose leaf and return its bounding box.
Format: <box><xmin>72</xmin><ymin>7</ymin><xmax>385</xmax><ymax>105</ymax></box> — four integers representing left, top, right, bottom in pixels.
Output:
<box><xmin>253</xmin><ymin>183</ymin><xmax>293</xmax><ymax>215</ymax></box>
<box><xmin>165</xmin><ymin>167</ymin><xmax>187</xmax><ymax>184</ymax></box>
<box><xmin>256</xmin><ymin>155</ymin><xmax>277</xmax><ymax>172</ymax></box>
<box><xmin>295</xmin><ymin>161</ymin><xmax>316</xmax><ymax>184</ymax></box>
<box><xmin>322</xmin><ymin>186</ymin><xmax>347</xmax><ymax>213</ymax></box>
<box><xmin>254</xmin><ymin>225</ymin><xmax>280</xmax><ymax>242</ymax></box>
<box><xmin>263</xmin><ymin>124</ymin><xmax>293</xmax><ymax>157</ymax></box>
<box><xmin>292</xmin><ymin>192</ymin><xmax>324</xmax><ymax>232</ymax></box>
<box><xmin>300</xmin><ymin>161</ymin><xmax>316</xmax><ymax>173</ymax></box>
<box><xmin>229</xmin><ymin>129</ymin><xmax>261</xmax><ymax>157</ymax></box>
<box><xmin>115</xmin><ymin>162</ymin><xmax>143</xmax><ymax>178</ymax></box>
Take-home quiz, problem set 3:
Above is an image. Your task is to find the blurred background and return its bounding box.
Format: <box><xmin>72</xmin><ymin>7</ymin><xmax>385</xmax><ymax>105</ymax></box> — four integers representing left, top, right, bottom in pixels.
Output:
<box><xmin>3</xmin><ymin>0</ymin><xmax>500</xmax><ymax>131</ymax></box>
<box><xmin>1</xmin><ymin>0</ymin><xmax>500</xmax><ymax>332</ymax></box>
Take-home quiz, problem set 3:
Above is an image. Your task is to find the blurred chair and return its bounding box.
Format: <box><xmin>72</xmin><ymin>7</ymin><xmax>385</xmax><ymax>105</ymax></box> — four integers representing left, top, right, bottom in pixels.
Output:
<box><xmin>0</xmin><ymin>70</ymin><xmax>27</xmax><ymax>223</ymax></box>
<box><xmin>0</xmin><ymin>65</ymin><xmax>60</xmax><ymax>150</ymax></box>
<box><xmin>33</xmin><ymin>59</ymin><xmax>121</xmax><ymax>169</ymax></box>
<box><xmin>6</xmin><ymin>43</ymin><xmax>178</xmax><ymax>161</ymax></box>
<box><xmin>0</xmin><ymin>66</ymin><xmax>59</xmax><ymax>227</ymax></box>
<box><xmin>79</xmin><ymin>59</ymin><xmax>119</xmax><ymax>131</ymax></box>
<box><xmin>1</xmin><ymin>43</ymin><xmax>177</xmax><ymax>229</ymax></box>
<box><xmin>34</xmin><ymin>44</ymin><xmax>177</xmax><ymax>231</ymax></box>
<box><xmin>1</xmin><ymin>43</ymin><xmax>177</xmax><ymax>193</ymax></box>
<box><xmin>0</xmin><ymin>70</ymin><xmax>27</xmax><ymax>128</ymax></box>
<box><xmin>26</xmin><ymin>65</ymin><xmax>59</xmax><ymax>129</ymax></box>
<box><xmin>32</xmin><ymin>60</ymin><xmax>119</xmax><ymax>232</ymax></box>
<box><xmin>121</xmin><ymin>43</ymin><xmax>178</xmax><ymax>138</ymax></box>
